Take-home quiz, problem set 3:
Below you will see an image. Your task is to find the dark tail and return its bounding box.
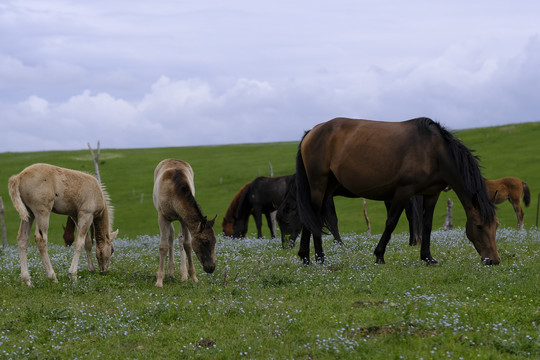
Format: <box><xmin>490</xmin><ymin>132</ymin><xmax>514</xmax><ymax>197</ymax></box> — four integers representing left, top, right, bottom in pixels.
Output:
<box><xmin>522</xmin><ymin>182</ymin><xmax>531</xmax><ymax>207</ymax></box>
<box><xmin>295</xmin><ymin>132</ymin><xmax>323</xmax><ymax>237</ymax></box>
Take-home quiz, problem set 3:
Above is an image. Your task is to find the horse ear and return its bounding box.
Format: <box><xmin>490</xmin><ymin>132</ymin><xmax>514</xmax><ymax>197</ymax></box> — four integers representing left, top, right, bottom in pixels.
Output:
<box><xmin>493</xmin><ymin>190</ymin><xmax>499</xmax><ymax>203</ymax></box>
<box><xmin>110</xmin><ymin>229</ymin><xmax>119</xmax><ymax>240</ymax></box>
<box><xmin>198</xmin><ymin>217</ymin><xmax>207</xmax><ymax>233</ymax></box>
<box><xmin>207</xmin><ymin>215</ymin><xmax>217</xmax><ymax>227</ymax></box>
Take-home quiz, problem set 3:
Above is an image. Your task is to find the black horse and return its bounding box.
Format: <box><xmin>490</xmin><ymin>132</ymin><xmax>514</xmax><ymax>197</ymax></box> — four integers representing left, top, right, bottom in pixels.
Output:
<box><xmin>276</xmin><ymin>174</ymin><xmax>423</xmax><ymax>249</ymax></box>
<box><xmin>233</xmin><ymin>175</ymin><xmax>292</xmax><ymax>239</ymax></box>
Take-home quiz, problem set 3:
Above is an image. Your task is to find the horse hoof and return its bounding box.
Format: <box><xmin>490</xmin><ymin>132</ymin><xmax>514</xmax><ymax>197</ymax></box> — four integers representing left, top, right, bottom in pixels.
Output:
<box><xmin>315</xmin><ymin>254</ymin><xmax>325</xmax><ymax>263</ymax></box>
<box><xmin>375</xmin><ymin>258</ymin><xmax>385</xmax><ymax>265</ymax></box>
<box><xmin>301</xmin><ymin>257</ymin><xmax>311</xmax><ymax>265</ymax></box>
<box><xmin>424</xmin><ymin>258</ymin><xmax>439</xmax><ymax>266</ymax></box>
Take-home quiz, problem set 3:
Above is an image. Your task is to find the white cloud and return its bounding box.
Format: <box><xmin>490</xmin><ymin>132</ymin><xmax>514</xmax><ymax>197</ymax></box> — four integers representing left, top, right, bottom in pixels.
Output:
<box><xmin>1</xmin><ymin>1</ymin><xmax>540</xmax><ymax>152</ymax></box>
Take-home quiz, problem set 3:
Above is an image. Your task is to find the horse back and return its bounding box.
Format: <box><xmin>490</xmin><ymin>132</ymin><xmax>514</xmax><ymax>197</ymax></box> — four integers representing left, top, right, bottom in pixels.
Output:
<box><xmin>14</xmin><ymin>163</ymin><xmax>104</xmax><ymax>217</ymax></box>
<box><xmin>249</xmin><ymin>175</ymin><xmax>292</xmax><ymax>208</ymax></box>
<box><xmin>153</xmin><ymin>159</ymin><xmax>195</xmax><ymax>218</ymax></box>
<box><xmin>301</xmin><ymin>118</ymin><xmax>445</xmax><ymax>199</ymax></box>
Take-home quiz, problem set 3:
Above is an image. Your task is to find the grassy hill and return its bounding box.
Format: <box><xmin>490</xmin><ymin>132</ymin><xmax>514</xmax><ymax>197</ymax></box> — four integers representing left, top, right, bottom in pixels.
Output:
<box><xmin>1</xmin><ymin>121</ymin><xmax>539</xmax><ymax>244</ymax></box>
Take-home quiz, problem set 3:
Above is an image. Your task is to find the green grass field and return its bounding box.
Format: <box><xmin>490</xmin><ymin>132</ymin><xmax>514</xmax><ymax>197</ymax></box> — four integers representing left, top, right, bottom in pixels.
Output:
<box><xmin>0</xmin><ymin>122</ymin><xmax>539</xmax><ymax>358</ymax></box>
<box><xmin>0</xmin><ymin>229</ymin><xmax>538</xmax><ymax>358</ymax></box>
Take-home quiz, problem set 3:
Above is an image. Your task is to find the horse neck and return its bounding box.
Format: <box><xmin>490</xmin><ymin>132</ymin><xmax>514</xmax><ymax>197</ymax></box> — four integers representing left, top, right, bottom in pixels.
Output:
<box><xmin>235</xmin><ymin>186</ymin><xmax>253</xmax><ymax>221</ymax></box>
<box><xmin>93</xmin><ymin>205</ymin><xmax>112</xmax><ymax>244</ymax></box>
<box><xmin>175</xmin><ymin>191</ymin><xmax>206</xmax><ymax>233</ymax></box>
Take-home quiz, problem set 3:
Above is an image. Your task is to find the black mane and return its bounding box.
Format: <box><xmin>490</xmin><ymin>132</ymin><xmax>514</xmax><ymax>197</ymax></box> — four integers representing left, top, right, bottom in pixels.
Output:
<box><xmin>416</xmin><ymin>117</ymin><xmax>496</xmax><ymax>223</ymax></box>
<box><xmin>235</xmin><ymin>181</ymin><xmax>254</xmax><ymax>222</ymax></box>
<box><xmin>172</xmin><ymin>170</ymin><xmax>205</xmax><ymax>220</ymax></box>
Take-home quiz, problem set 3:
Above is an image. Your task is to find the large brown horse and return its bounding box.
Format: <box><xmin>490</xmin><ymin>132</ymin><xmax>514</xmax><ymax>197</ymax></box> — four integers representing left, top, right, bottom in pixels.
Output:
<box><xmin>153</xmin><ymin>159</ymin><xmax>216</xmax><ymax>288</ymax></box>
<box><xmin>296</xmin><ymin>117</ymin><xmax>499</xmax><ymax>265</ymax></box>
<box><xmin>221</xmin><ymin>182</ymin><xmax>251</xmax><ymax>237</ymax></box>
<box><xmin>485</xmin><ymin>177</ymin><xmax>530</xmax><ymax>230</ymax></box>
<box><xmin>8</xmin><ymin>163</ymin><xmax>118</xmax><ymax>286</ymax></box>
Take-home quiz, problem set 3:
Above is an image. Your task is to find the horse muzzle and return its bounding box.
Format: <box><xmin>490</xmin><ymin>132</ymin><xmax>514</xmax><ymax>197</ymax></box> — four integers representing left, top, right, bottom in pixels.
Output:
<box><xmin>482</xmin><ymin>257</ymin><xmax>500</xmax><ymax>265</ymax></box>
<box><xmin>203</xmin><ymin>263</ymin><xmax>216</xmax><ymax>274</ymax></box>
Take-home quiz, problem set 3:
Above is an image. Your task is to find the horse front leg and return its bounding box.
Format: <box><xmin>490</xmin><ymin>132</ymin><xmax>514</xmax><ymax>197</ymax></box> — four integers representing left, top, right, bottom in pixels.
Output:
<box><xmin>419</xmin><ymin>193</ymin><xmax>440</xmax><ymax>264</ymax></box>
<box><xmin>253</xmin><ymin>208</ymin><xmax>264</xmax><ymax>239</ymax></box>
<box><xmin>17</xmin><ymin>218</ymin><xmax>34</xmax><ymax>286</ymax></box>
<box><xmin>155</xmin><ymin>215</ymin><xmax>173</xmax><ymax>288</ymax></box>
<box><xmin>181</xmin><ymin>224</ymin><xmax>198</xmax><ymax>283</ymax></box>
<box><xmin>69</xmin><ymin>214</ymin><xmax>92</xmax><ymax>281</ymax></box>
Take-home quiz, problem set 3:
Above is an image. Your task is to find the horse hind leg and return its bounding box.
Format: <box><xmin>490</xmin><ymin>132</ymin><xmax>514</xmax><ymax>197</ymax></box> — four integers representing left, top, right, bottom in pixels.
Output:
<box><xmin>155</xmin><ymin>215</ymin><xmax>173</xmax><ymax>288</ymax></box>
<box><xmin>34</xmin><ymin>213</ymin><xmax>58</xmax><ymax>283</ymax></box>
<box><xmin>510</xmin><ymin>200</ymin><xmax>524</xmax><ymax>230</ymax></box>
<box><xmin>374</xmin><ymin>195</ymin><xmax>409</xmax><ymax>264</ymax></box>
<box><xmin>17</xmin><ymin>217</ymin><xmax>34</xmax><ymax>286</ymax></box>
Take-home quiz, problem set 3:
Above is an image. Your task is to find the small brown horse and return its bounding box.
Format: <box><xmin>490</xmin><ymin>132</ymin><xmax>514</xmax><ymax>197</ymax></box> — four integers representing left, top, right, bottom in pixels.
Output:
<box><xmin>296</xmin><ymin>117</ymin><xmax>499</xmax><ymax>265</ymax></box>
<box><xmin>153</xmin><ymin>159</ymin><xmax>216</xmax><ymax>288</ymax></box>
<box><xmin>233</xmin><ymin>175</ymin><xmax>292</xmax><ymax>239</ymax></box>
<box><xmin>485</xmin><ymin>177</ymin><xmax>530</xmax><ymax>230</ymax></box>
<box><xmin>8</xmin><ymin>163</ymin><xmax>118</xmax><ymax>286</ymax></box>
<box><xmin>222</xmin><ymin>182</ymin><xmax>251</xmax><ymax>237</ymax></box>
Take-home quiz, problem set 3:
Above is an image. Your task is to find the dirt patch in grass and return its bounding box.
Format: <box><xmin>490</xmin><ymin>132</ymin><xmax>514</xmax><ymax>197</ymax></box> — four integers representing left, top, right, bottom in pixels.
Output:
<box><xmin>347</xmin><ymin>323</ymin><xmax>439</xmax><ymax>339</ymax></box>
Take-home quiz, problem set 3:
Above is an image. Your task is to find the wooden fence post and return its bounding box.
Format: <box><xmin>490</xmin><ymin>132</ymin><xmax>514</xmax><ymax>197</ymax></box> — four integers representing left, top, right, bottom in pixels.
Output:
<box><xmin>363</xmin><ymin>199</ymin><xmax>371</xmax><ymax>236</ymax></box>
<box><xmin>0</xmin><ymin>196</ymin><xmax>7</xmax><ymax>247</ymax></box>
<box><xmin>444</xmin><ymin>198</ymin><xmax>454</xmax><ymax>230</ymax></box>
<box><xmin>88</xmin><ymin>141</ymin><xmax>102</xmax><ymax>184</ymax></box>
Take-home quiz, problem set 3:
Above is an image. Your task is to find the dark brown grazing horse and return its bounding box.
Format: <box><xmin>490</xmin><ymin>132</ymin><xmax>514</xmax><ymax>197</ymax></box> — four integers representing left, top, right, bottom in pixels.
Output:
<box><xmin>296</xmin><ymin>117</ymin><xmax>499</xmax><ymax>265</ymax></box>
<box><xmin>485</xmin><ymin>177</ymin><xmax>530</xmax><ymax>230</ymax></box>
<box><xmin>233</xmin><ymin>175</ymin><xmax>292</xmax><ymax>239</ymax></box>
<box><xmin>277</xmin><ymin>174</ymin><xmax>423</xmax><ymax>248</ymax></box>
<box><xmin>222</xmin><ymin>182</ymin><xmax>251</xmax><ymax>237</ymax></box>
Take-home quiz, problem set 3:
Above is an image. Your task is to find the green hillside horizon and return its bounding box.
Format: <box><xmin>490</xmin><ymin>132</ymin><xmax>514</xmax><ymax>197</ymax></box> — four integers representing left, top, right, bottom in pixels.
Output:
<box><xmin>1</xmin><ymin>121</ymin><xmax>539</xmax><ymax>245</ymax></box>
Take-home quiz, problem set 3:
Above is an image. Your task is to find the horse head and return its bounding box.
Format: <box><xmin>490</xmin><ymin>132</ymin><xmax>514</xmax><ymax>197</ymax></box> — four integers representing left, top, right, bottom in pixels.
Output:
<box><xmin>221</xmin><ymin>217</ymin><xmax>234</xmax><ymax>237</ymax></box>
<box><xmin>232</xmin><ymin>215</ymin><xmax>248</xmax><ymax>239</ymax></box>
<box><xmin>465</xmin><ymin>205</ymin><xmax>500</xmax><ymax>265</ymax></box>
<box><xmin>192</xmin><ymin>216</ymin><xmax>217</xmax><ymax>273</ymax></box>
<box><xmin>276</xmin><ymin>187</ymin><xmax>301</xmax><ymax>249</ymax></box>
<box><xmin>96</xmin><ymin>229</ymin><xmax>118</xmax><ymax>274</ymax></box>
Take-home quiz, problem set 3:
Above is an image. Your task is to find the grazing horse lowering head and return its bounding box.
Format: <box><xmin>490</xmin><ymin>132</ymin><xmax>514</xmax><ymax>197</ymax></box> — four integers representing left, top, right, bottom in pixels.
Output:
<box><xmin>191</xmin><ymin>216</ymin><xmax>217</xmax><ymax>273</ymax></box>
<box><xmin>96</xmin><ymin>229</ymin><xmax>119</xmax><ymax>274</ymax></box>
<box><xmin>465</xmin><ymin>200</ymin><xmax>500</xmax><ymax>265</ymax></box>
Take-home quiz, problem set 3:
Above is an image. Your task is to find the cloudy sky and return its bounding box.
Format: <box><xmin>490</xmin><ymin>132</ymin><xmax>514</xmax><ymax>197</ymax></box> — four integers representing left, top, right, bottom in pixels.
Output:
<box><xmin>1</xmin><ymin>1</ymin><xmax>539</xmax><ymax>152</ymax></box>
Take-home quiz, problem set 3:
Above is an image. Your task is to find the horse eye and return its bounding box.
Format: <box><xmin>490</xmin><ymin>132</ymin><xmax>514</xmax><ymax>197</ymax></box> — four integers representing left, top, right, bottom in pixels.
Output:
<box><xmin>476</xmin><ymin>224</ymin><xmax>483</xmax><ymax>231</ymax></box>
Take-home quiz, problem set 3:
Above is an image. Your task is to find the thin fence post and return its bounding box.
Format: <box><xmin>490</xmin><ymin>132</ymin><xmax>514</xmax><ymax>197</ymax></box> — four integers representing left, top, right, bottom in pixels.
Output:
<box><xmin>444</xmin><ymin>198</ymin><xmax>454</xmax><ymax>230</ymax></box>
<box><xmin>88</xmin><ymin>141</ymin><xmax>102</xmax><ymax>184</ymax></box>
<box><xmin>363</xmin><ymin>199</ymin><xmax>371</xmax><ymax>236</ymax></box>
